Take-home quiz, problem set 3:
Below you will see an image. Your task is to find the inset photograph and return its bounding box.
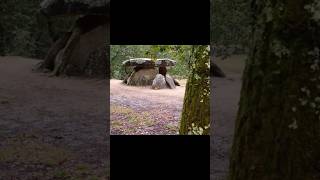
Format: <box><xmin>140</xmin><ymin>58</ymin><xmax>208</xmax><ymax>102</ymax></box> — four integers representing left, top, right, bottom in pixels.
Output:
<box><xmin>110</xmin><ymin>45</ymin><xmax>210</xmax><ymax>135</ymax></box>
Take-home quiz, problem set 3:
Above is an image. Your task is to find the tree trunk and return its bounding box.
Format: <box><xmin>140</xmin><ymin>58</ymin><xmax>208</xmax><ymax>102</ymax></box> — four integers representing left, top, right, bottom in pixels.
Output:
<box><xmin>179</xmin><ymin>45</ymin><xmax>210</xmax><ymax>135</ymax></box>
<box><xmin>228</xmin><ymin>0</ymin><xmax>320</xmax><ymax>179</ymax></box>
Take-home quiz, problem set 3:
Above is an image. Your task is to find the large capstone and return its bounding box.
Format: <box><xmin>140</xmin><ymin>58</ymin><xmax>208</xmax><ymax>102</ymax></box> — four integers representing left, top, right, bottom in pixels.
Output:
<box><xmin>40</xmin><ymin>0</ymin><xmax>109</xmax><ymax>16</ymax></box>
<box><xmin>122</xmin><ymin>58</ymin><xmax>155</xmax><ymax>68</ymax></box>
<box><xmin>155</xmin><ymin>58</ymin><xmax>176</xmax><ymax>67</ymax></box>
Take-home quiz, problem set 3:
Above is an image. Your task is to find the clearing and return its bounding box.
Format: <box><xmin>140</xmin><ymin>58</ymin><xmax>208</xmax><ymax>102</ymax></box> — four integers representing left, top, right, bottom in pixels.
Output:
<box><xmin>0</xmin><ymin>56</ymin><xmax>109</xmax><ymax>179</ymax></box>
<box><xmin>110</xmin><ymin>79</ymin><xmax>186</xmax><ymax>135</ymax></box>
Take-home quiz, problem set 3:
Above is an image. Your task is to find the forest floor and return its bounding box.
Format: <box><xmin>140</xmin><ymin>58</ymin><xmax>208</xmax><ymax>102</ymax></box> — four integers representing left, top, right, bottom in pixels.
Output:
<box><xmin>110</xmin><ymin>79</ymin><xmax>187</xmax><ymax>135</ymax></box>
<box><xmin>211</xmin><ymin>55</ymin><xmax>246</xmax><ymax>180</ymax></box>
<box><xmin>0</xmin><ymin>56</ymin><xmax>109</xmax><ymax>180</ymax></box>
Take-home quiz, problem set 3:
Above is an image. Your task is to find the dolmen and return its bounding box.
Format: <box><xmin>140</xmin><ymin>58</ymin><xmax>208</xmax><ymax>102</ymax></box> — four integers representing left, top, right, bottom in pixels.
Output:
<box><xmin>122</xmin><ymin>58</ymin><xmax>180</xmax><ymax>89</ymax></box>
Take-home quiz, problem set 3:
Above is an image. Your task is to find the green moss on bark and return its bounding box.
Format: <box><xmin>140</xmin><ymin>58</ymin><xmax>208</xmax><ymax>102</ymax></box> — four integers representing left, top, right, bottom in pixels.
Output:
<box><xmin>179</xmin><ymin>46</ymin><xmax>210</xmax><ymax>135</ymax></box>
<box><xmin>228</xmin><ymin>0</ymin><xmax>320</xmax><ymax>179</ymax></box>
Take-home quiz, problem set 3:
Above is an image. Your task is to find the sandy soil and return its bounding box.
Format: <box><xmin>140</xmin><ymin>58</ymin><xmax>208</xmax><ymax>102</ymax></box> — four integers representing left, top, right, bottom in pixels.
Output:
<box><xmin>0</xmin><ymin>56</ymin><xmax>109</xmax><ymax>179</ymax></box>
<box><xmin>211</xmin><ymin>58</ymin><xmax>244</xmax><ymax>180</ymax></box>
<box><xmin>110</xmin><ymin>79</ymin><xmax>186</xmax><ymax>135</ymax></box>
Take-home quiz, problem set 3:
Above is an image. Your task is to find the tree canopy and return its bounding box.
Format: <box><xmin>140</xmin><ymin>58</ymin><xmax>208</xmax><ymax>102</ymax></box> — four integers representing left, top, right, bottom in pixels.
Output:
<box><xmin>211</xmin><ymin>0</ymin><xmax>251</xmax><ymax>56</ymax></box>
<box><xmin>0</xmin><ymin>0</ymin><xmax>77</xmax><ymax>58</ymax></box>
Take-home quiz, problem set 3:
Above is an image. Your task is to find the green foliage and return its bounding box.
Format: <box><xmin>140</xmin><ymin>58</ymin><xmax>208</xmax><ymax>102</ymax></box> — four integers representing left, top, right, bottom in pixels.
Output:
<box><xmin>110</xmin><ymin>45</ymin><xmax>193</xmax><ymax>79</ymax></box>
<box><xmin>187</xmin><ymin>123</ymin><xmax>210</xmax><ymax>135</ymax></box>
<box><xmin>0</xmin><ymin>0</ymin><xmax>77</xmax><ymax>58</ymax></box>
<box><xmin>53</xmin><ymin>170</ymin><xmax>70</xmax><ymax>179</ymax></box>
<box><xmin>179</xmin><ymin>45</ymin><xmax>210</xmax><ymax>135</ymax></box>
<box><xmin>211</xmin><ymin>0</ymin><xmax>251</xmax><ymax>56</ymax></box>
<box><xmin>111</xmin><ymin>45</ymin><xmax>148</xmax><ymax>79</ymax></box>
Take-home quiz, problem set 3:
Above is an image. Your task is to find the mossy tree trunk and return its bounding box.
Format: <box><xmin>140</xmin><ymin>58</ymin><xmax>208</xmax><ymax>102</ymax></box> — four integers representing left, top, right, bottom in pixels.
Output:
<box><xmin>228</xmin><ymin>0</ymin><xmax>320</xmax><ymax>179</ymax></box>
<box><xmin>179</xmin><ymin>45</ymin><xmax>210</xmax><ymax>135</ymax></box>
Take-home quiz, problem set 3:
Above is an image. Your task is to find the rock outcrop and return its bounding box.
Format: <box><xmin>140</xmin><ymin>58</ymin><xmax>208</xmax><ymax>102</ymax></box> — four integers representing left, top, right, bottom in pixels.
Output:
<box><xmin>37</xmin><ymin>0</ymin><xmax>110</xmax><ymax>78</ymax></box>
<box><xmin>122</xmin><ymin>58</ymin><xmax>181</xmax><ymax>88</ymax></box>
<box><xmin>40</xmin><ymin>0</ymin><xmax>110</xmax><ymax>16</ymax></box>
<box><xmin>165</xmin><ymin>74</ymin><xmax>176</xmax><ymax>89</ymax></box>
<box><xmin>127</xmin><ymin>68</ymin><xmax>158</xmax><ymax>86</ymax></box>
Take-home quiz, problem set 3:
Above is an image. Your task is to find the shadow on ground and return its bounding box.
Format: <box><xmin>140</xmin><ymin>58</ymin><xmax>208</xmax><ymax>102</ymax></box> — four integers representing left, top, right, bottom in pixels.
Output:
<box><xmin>0</xmin><ymin>56</ymin><xmax>109</xmax><ymax>179</ymax></box>
<box><xmin>211</xmin><ymin>55</ymin><xmax>246</xmax><ymax>180</ymax></box>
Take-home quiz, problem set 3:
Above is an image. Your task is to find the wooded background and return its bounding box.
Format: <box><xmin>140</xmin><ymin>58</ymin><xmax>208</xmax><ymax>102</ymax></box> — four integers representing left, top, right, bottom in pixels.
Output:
<box><xmin>211</xmin><ymin>0</ymin><xmax>251</xmax><ymax>57</ymax></box>
<box><xmin>0</xmin><ymin>0</ymin><xmax>77</xmax><ymax>58</ymax></box>
<box><xmin>111</xmin><ymin>45</ymin><xmax>195</xmax><ymax>80</ymax></box>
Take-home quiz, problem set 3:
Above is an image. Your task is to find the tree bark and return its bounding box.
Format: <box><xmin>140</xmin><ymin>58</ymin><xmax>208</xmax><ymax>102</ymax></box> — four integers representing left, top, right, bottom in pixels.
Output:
<box><xmin>179</xmin><ymin>45</ymin><xmax>210</xmax><ymax>135</ymax></box>
<box><xmin>228</xmin><ymin>0</ymin><xmax>320</xmax><ymax>179</ymax></box>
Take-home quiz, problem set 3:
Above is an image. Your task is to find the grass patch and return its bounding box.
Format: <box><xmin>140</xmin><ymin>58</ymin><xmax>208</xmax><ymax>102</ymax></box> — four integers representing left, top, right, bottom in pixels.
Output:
<box><xmin>50</xmin><ymin>163</ymin><xmax>106</xmax><ymax>180</ymax></box>
<box><xmin>127</xmin><ymin>111</ymin><xmax>154</xmax><ymax>126</ymax></box>
<box><xmin>165</xmin><ymin>123</ymin><xmax>179</xmax><ymax>134</ymax></box>
<box><xmin>53</xmin><ymin>169</ymin><xmax>70</xmax><ymax>179</ymax></box>
<box><xmin>0</xmin><ymin>135</ymin><xmax>71</xmax><ymax>166</ymax></box>
<box><xmin>74</xmin><ymin>163</ymin><xmax>90</xmax><ymax>176</ymax></box>
<box><xmin>111</xmin><ymin>105</ymin><xmax>134</xmax><ymax>115</ymax></box>
<box><xmin>111</xmin><ymin>105</ymin><xmax>155</xmax><ymax>134</ymax></box>
<box><xmin>0</xmin><ymin>134</ymin><xmax>108</xmax><ymax>179</ymax></box>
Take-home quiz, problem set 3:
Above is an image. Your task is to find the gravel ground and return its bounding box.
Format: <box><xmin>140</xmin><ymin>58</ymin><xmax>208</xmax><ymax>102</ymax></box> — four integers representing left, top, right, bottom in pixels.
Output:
<box><xmin>0</xmin><ymin>56</ymin><xmax>109</xmax><ymax>179</ymax></box>
<box><xmin>110</xmin><ymin>79</ymin><xmax>186</xmax><ymax>135</ymax></box>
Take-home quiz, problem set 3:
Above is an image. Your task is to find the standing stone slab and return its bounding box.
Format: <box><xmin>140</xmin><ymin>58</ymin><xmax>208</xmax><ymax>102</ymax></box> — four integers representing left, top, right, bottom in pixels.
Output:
<box><xmin>151</xmin><ymin>74</ymin><xmax>167</xmax><ymax>89</ymax></box>
<box><xmin>165</xmin><ymin>74</ymin><xmax>176</xmax><ymax>89</ymax></box>
<box><xmin>173</xmin><ymin>78</ymin><xmax>180</xmax><ymax>86</ymax></box>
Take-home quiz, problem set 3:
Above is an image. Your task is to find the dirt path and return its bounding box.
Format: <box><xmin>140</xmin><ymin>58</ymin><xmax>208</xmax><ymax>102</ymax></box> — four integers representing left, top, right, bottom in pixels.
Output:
<box><xmin>0</xmin><ymin>56</ymin><xmax>109</xmax><ymax>179</ymax></box>
<box><xmin>211</xmin><ymin>56</ymin><xmax>245</xmax><ymax>180</ymax></box>
<box><xmin>211</xmin><ymin>74</ymin><xmax>242</xmax><ymax>180</ymax></box>
<box><xmin>110</xmin><ymin>79</ymin><xmax>186</xmax><ymax>135</ymax></box>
